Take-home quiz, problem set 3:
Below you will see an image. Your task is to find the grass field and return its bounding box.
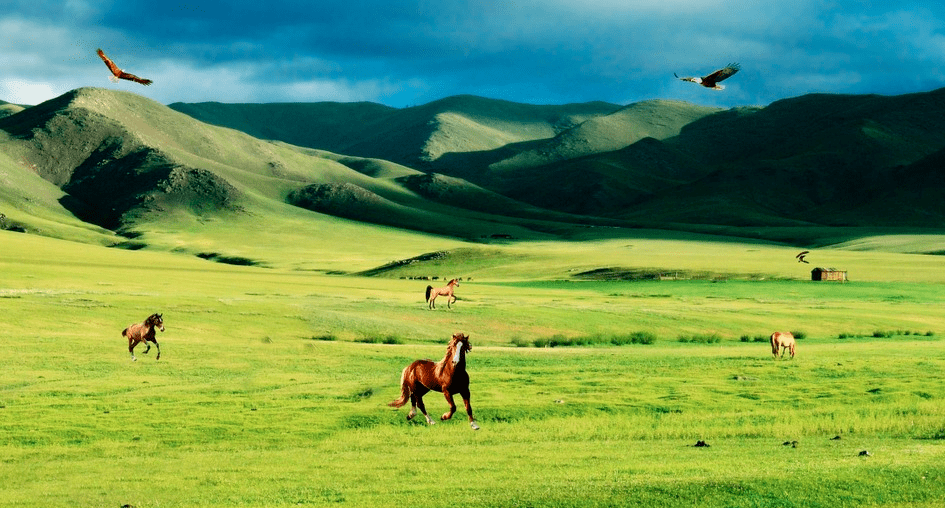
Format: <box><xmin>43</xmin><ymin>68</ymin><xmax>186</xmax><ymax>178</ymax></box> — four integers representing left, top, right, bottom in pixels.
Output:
<box><xmin>2</xmin><ymin>230</ymin><xmax>945</xmax><ymax>507</ymax></box>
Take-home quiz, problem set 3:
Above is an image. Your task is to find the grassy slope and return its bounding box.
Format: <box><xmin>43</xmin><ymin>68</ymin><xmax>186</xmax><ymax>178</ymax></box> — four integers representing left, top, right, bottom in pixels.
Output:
<box><xmin>628</xmin><ymin>90</ymin><xmax>945</xmax><ymax>227</ymax></box>
<box><xmin>0</xmin><ymin>131</ymin><xmax>115</xmax><ymax>243</ymax></box>
<box><xmin>487</xmin><ymin>99</ymin><xmax>721</xmax><ymax>171</ymax></box>
<box><xmin>0</xmin><ymin>100</ymin><xmax>24</xmax><ymax>118</ymax></box>
<box><xmin>4</xmin><ymin>87</ymin><xmax>945</xmax><ymax>262</ymax></box>
<box><xmin>0</xmin><ymin>89</ymin><xmax>623</xmax><ymax>260</ymax></box>
<box><xmin>170</xmin><ymin>95</ymin><xmax>621</xmax><ymax>166</ymax></box>
<box><xmin>169</xmin><ymin>88</ymin><xmax>945</xmax><ymax>231</ymax></box>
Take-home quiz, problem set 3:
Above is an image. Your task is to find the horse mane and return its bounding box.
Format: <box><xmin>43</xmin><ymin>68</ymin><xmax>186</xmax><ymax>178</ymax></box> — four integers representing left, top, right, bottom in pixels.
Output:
<box><xmin>434</xmin><ymin>340</ymin><xmax>458</xmax><ymax>377</ymax></box>
<box><xmin>434</xmin><ymin>333</ymin><xmax>469</xmax><ymax>377</ymax></box>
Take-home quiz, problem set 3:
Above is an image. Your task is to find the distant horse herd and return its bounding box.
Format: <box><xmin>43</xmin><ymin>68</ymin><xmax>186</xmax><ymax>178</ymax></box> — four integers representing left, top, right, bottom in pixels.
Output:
<box><xmin>120</xmin><ymin>276</ymin><xmax>796</xmax><ymax>432</ymax></box>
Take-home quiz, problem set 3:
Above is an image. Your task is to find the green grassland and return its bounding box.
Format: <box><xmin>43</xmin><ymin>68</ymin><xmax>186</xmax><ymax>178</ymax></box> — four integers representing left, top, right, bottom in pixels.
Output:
<box><xmin>2</xmin><ymin>230</ymin><xmax>945</xmax><ymax>507</ymax></box>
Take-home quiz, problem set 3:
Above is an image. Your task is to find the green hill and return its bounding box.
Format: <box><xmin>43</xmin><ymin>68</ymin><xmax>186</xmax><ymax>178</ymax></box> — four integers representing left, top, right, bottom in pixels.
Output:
<box><xmin>617</xmin><ymin>89</ymin><xmax>945</xmax><ymax>227</ymax></box>
<box><xmin>0</xmin><ymin>99</ymin><xmax>25</xmax><ymax>119</ymax></box>
<box><xmin>168</xmin><ymin>88</ymin><xmax>945</xmax><ymax>229</ymax></box>
<box><xmin>485</xmin><ymin>100</ymin><xmax>722</xmax><ymax>171</ymax></box>
<box><xmin>0</xmin><ymin>88</ymin><xmax>616</xmax><ymax>264</ymax></box>
<box><xmin>451</xmin><ymin>89</ymin><xmax>945</xmax><ymax>228</ymax></box>
<box><xmin>170</xmin><ymin>95</ymin><xmax>620</xmax><ymax>167</ymax></box>
<box><xmin>4</xmin><ymin>87</ymin><xmax>945</xmax><ymax>260</ymax></box>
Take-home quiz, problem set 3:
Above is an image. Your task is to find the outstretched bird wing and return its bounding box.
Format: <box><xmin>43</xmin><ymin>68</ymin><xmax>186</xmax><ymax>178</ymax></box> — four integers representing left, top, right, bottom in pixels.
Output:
<box><xmin>701</xmin><ymin>63</ymin><xmax>740</xmax><ymax>87</ymax></box>
<box><xmin>117</xmin><ymin>71</ymin><xmax>153</xmax><ymax>86</ymax></box>
<box><xmin>796</xmin><ymin>251</ymin><xmax>810</xmax><ymax>259</ymax></box>
<box><xmin>96</xmin><ymin>49</ymin><xmax>153</xmax><ymax>86</ymax></box>
<box><xmin>96</xmin><ymin>49</ymin><xmax>122</xmax><ymax>76</ymax></box>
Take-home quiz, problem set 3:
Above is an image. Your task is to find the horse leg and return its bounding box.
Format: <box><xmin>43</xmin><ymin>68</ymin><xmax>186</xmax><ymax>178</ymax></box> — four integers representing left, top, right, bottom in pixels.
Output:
<box><xmin>129</xmin><ymin>339</ymin><xmax>138</xmax><ymax>361</ymax></box>
<box><xmin>429</xmin><ymin>295</ymin><xmax>436</xmax><ymax>310</ymax></box>
<box><xmin>406</xmin><ymin>392</ymin><xmax>418</xmax><ymax>420</ymax></box>
<box><xmin>153</xmin><ymin>340</ymin><xmax>161</xmax><ymax>360</ymax></box>
<box><xmin>440</xmin><ymin>390</ymin><xmax>457</xmax><ymax>421</ymax></box>
<box><xmin>459</xmin><ymin>389</ymin><xmax>479</xmax><ymax>430</ymax></box>
<box><xmin>415</xmin><ymin>394</ymin><xmax>436</xmax><ymax>425</ymax></box>
<box><xmin>447</xmin><ymin>295</ymin><xmax>453</xmax><ymax>309</ymax></box>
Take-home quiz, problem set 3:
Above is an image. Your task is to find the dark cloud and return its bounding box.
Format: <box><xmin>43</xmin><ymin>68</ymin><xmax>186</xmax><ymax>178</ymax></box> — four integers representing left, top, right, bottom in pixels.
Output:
<box><xmin>2</xmin><ymin>1</ymin><xmax>944</xmax><ymax>107</ymax></box>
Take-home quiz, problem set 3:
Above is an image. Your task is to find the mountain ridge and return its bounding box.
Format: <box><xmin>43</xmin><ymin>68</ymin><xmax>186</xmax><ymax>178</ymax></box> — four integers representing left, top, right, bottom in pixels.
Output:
<box><xmin>0</xmin><ymin>88</ymin><xmax>609</xmax><ymax>250</ymax></box>
<box><xmin>2</xmin><ymin>87</ymin><xmax>945</xmax><ymax>257</ymax></box>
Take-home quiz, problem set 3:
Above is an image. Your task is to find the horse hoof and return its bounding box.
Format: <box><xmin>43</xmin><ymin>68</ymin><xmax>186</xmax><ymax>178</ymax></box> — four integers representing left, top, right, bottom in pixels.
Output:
<box><xmin>470</xmin><ymin>422</ymin><xmax>480</xmax><ymax>430</ymax></box>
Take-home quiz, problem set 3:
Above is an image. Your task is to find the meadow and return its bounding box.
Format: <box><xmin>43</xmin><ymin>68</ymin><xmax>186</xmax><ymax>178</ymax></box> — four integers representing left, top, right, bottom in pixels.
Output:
<box><xmin>2</xmin><ymin>230</ymin><xmax>945</xmax><ymax>507</ymax></box>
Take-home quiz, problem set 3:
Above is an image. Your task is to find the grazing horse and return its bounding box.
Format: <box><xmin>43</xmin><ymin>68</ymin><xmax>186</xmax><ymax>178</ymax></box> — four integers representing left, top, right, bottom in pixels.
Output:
<box><xmin>123</xmin><ymin>313</ymin><xmax>164</xmax><ymax>361</ymax></box>
<box><xmin>770</xmin><ymin>331</ymin><xmax>796</xmax><ymax>359</ymax></box>
<box><xmin>388</xmin><ymin>332</ymin><xmax>479</xmax><ymax>430</ymax></box>
<box><xmin>425</xmin><ymin>278</ymin><xmax>459</xmax><ymax>310</ymax></box>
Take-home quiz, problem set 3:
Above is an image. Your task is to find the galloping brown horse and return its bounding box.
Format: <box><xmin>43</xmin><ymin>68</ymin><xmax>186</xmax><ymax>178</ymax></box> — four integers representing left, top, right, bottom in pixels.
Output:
<box><xmin>425</xmin><ymin>278</ymin><xmax>459</xmax><ymax>309</ymax></box>
<box><xmin>770</xmin><ymin>331</ymin><xmax>796</xmax><ymax>359</ymax></box>
<box><xmin>388</xmin><ymin>332</ymin><xmax>479</xmax><ymax>430</ymax></box>
<box><xmin>123</xmin><ymin>313</ymin><xmax>164</xmax><ymax>361</ymax></box>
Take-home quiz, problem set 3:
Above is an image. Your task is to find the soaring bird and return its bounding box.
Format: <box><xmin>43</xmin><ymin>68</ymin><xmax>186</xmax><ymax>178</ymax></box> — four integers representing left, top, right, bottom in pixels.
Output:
<box><xmin>796</xmin><ymin>251</ymin><xmax>810</xmax><ymax>264</ymax></box>
<box><xmin>96</xmin><ymin>49</ymin><xmax>152</xmax><ymax>86</ymax></box>
<box><xmin>675</xmin><ymin>63</ymin><xmax>740</xmax><ymax>90</ymax></box>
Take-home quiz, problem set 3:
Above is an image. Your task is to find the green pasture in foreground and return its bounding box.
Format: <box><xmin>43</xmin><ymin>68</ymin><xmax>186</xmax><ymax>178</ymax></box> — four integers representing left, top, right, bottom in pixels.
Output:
<box><xmin>2</xmin><ymin>231</ymin><xmax>945</xmax><ymax>507</ymax></box>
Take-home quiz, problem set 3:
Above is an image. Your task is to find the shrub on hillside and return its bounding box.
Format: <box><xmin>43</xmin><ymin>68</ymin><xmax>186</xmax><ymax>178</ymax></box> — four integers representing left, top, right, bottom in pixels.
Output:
<box><xmin>678</xmin><ymin>333</ymin><xmax>723</xmax><ymax>344</ymax></box>
<box><xmin>612</xmin><ymin>332</ymin><xmax>657</xmax><ymax>345</ymax></box>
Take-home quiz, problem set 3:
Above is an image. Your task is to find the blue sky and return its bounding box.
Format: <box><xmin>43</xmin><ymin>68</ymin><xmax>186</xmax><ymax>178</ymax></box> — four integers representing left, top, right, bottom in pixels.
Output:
<box><xmin>2</xmin><ymin>1</ymin><xmax>944</xmax><ymax>108</ymax></box>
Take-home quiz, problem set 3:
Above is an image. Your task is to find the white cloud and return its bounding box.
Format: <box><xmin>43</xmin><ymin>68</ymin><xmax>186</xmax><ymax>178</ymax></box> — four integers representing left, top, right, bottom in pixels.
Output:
<box><xmin>0</xmin><ymin>79</ymin><xmax>60</xmax><ymax>105</ymax></box>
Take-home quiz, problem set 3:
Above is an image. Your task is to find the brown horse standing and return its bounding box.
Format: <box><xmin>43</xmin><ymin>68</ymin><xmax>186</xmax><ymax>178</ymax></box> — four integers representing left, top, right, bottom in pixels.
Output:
<box><xmin>123</xmin><ymin>313</ymin><xmax>164</xmax><ymax>361</ymax></box>
<box><xmin>770</xmin><ymin>331</ymin><xmax>796</xmax><ymax>359</ymax></box>
<box><xmin>388</xmin><ymin>332</ymin><xmax>479</xmax><ymax>430</ymax></box>
<box><xmin>425</xmin><ymin>278</ymin><xmax>459</xmax><ymax>309</ymax></box>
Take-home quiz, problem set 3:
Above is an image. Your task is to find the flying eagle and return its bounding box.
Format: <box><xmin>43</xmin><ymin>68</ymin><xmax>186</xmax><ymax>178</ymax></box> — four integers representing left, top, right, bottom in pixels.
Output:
<box><xmin>796</xmin><ymin>251</ymin><xmax>810</xmax><ymax>264</ymax></box>
<box><xmin>96</xmin><ymin>49</ymin><xmax>152</xmax><ymax>86</ymax></box>
<box><xmin>675</xmin><ymin>63</ymin><xmax>740</xmax><ymax>90</ymax></box>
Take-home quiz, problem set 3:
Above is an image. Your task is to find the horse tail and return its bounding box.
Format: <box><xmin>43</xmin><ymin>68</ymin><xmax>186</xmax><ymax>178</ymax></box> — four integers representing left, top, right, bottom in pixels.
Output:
<box><xmin>122</xmin><ymin>327</ymin><xmax>129</xmax><ymax>338</ymax></box>
<box><xmin>388</xmin><ymin>366</ymin><xmax>412</xmax><ymax>408</ymax></box>
<box><xmin>425</xmin><ymin>285</ymin><xmax>433</xmax><ymax>302</ymax></box>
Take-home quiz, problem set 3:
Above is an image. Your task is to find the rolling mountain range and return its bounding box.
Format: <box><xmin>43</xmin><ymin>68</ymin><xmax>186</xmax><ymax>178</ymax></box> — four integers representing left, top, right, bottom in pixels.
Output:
<box><xmin>172</xmin><ymin>88</ymin><xmax>945</xmax><ymax>228</ymax></box>
<box><xmin>1</xmin><ymin>86</ymin><xmax>944</xmax><ymax>254</ymax></box>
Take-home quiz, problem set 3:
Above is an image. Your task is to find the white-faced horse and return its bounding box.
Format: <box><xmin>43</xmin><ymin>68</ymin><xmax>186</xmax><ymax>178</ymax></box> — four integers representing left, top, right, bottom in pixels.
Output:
<box><xmin>388</xmin><ymin>332</ymin><xmax>479</xmax><ymax>430</ymax></box>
